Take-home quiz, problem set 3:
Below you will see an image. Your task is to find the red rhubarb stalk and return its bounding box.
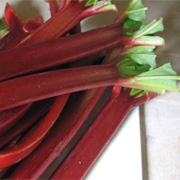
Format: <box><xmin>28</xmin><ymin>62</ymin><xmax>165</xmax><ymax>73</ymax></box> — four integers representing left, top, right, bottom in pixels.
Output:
<box><xmin>0</xmin><ymin>98</ymin><xmax>54</xmax><ymax>149</ymax></box>
<box><xmin>0</xmin><ymin>64</ymin><xmax>123</xmax><ymax>111</ymax></box>
<box><xmin>9</xmin><ymin>88</ymin><xmax>107</xmax><ymax>179</ymax></box>
<box><xmin>58</xmin><ymin>0</ymin><xmax>72</xmax><ymax>11</ymax></box>
<box><xmin>18</xmin><ymin>0</ymin><xmax>117</xmax><ymax>46</ymax></box>
<box><xmin>0</xmin><ymin>5</ymin><xmax>84</xmax><ymax>172</ymax></box>
<box><xmin>50</xmin><ymin>88</ymin><xmax>157</xmax><ymax>179</ymax></box>
<box><xmin>7</xmin><ymin>58</ymin><xmax>180</xmax><ymax>179</ymax></box>
<box><xmin>0</xmin><ymin>103</ymin><xmax>32</xmax><ymax>136</ymax></box>
<box><xmin>4</xmin><ymin>3</ymin><xmax>21</xmax><ymax>30</ymax></box>
<box><xmin>7</xmin><ymin>25</ymin><xmax>108</xmax><ymax>180</ymax></box>
<box><xmin>0</xmin><ymin>94</ymin><xmax>69</xmax><ymax>168</ymax></box>
<box><xmin>7</xmin><ymin>46</ymin><xmax>123</xmax><ymax>179</ymax></box>
<box><xmin>45</xmin><ymin>0</ymin><xmax>59</xmax><ymax>17</ymax></box>
<box><xmin>0</xmin><ymin>4</ymin><xmax>43</xmax><ymax>137</ymax></box>
<box><xmin>6</xmin><ymin>44</ymin><xmax>157</xmax><ymax>179</ymax></box>
<box><xmin>7</xmin><ymin>36</ymin><xmax>177</xmax><ymax>180</ymax></box>
<box><xmin>1</xmin><ymin>47</ymin><xmax>180</xmax><ymax>111</ymax></box>
<box><xmin>1</xmin><ymin>59</ymin><xmax>178</xmax><ymax>112</ymax></box>
<box><xmin>0</xmin><ymin>21</ymin><xmax>164</xmax><ymax>81</ymax></box>
<box><xmin>0</xmin><ymin>24</ymin><xmax>125</xmax><ymax>81</ymax></box>
<box><xmin>0</xmin><ymin>4</ymin><xmax>43</xmax><ymax>50</ymax></box>
<box><xmin>0</xmin><ymin>136</ymin><xmax>21</xmax><ymax>179</ymax></box>
<box><xmin>0</xmin><ymin>167</ymin><xmax>9</xmax><ymax>178</ymax></box>
<box><xmin>0</xmin><ymin>2</ymin><xmax>165</xmax><ymax>81</ymax></box>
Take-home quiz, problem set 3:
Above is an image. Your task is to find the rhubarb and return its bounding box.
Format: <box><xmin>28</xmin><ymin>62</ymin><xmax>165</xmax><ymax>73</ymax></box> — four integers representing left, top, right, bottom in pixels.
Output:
<box><xmin>0</xmin><ymin>98</ymin><xmax>54</xmax><ymax>149</ymax></box>
<box><xmin>0</xmin><ymin>4</ymin><xmax>43</xmax><ymax>50</ymax></box>
<box><xmin>0</xmin><ymin>94</ymin><xmax>69</xmax><ymax>168</ymax></box>
<box><xmin>0</xmin><ymin>136</ymin><xmax>21</xmax><ymax>179</ymax></box>
<box><xmin>18</xmin><ymin>0</ymin><xmax>117</xmax><ymax>46</ymax></box>
<box><xmin>0</xmin><ymin>4</ymin><xmax>43</xmax><ymax>138</ymax></box>
<box><xmin>5</xmin><ymin>43</ymin><xmax>146</xmax><ymax>180</ymax></box>
<box><xmin>0</xmin><ymin>59</ymin><xmax>179</xmax><ymax>112</ymax></box>
<box><xmin>9</xmin><ymin>88</ymin><xmax>107</xmax><ymax>179</ymax></box>
<box><xmin>7</xmin><ymin>46</ymin><xmax>125</xmax><ymax>179</ymax></box>
<box><xmin>0</xmin><ymin>103</ymin><xmax>32</xmax><ymax>136</ymax></box>
<box><xmin>0</xmin><ymin>0</ymin><xmax>179</xmax><ymax>178</ymax></box>
<box><xmin>0</xmin><ymin>19</ymin><xmax>164</xmax><ymax>81</ymax></box>
<box><xmin>7</xmin><ymin>48</ymin><xmax>180</xmax><ymax>178</ymax></box>
<box><xmin>45</xmin><ymin>0</ymin><xmax>59</xmax><ymax>17</ymax></box>
<box><xmin>0</xmin><ymin>1</ymin><xmax>164</xmax><ymax>81</ymax></box>
<box><xmin>50</xmin><ymin>88</ymin><xmax>157</xmax><ymax>179</ymax></box>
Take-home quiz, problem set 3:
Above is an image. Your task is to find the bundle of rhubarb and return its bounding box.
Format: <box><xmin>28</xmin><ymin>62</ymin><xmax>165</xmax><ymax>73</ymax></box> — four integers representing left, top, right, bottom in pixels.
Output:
<box><xmin>0</xmin><ymin>0</ymin><xmax>179</xmax><ymax>179</ymax></box>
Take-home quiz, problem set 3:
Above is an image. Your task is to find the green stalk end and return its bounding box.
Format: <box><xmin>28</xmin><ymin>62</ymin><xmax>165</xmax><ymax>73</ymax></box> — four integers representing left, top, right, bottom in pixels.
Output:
<box><xmin>115</xmin><ymin>45</ymin><xmax>157</xmax><ymax>78</ymax></box>
<box><xmin>0</xmin><ymin>19</ymin><xmax>9</xmax><ymax>38</ymax></box>
<box><xmin>134</xmin><ymin>36</ymin><xmax>165</xmax><ymax>46</ymax></box>
<box><xmin>124</xmin><ymin>63</ymin><xmax>180</xmax><ymax>93</ymax></box>
<box><xmin>133</xmin><ymin>18</ymin><xmax>164</xmax><ymax>38</ymax></box>
<box><xmin>125</xmin><ymin>0</ymin><xmax>147</xmax><ymax>23</ymax></box>
<box><xmin>96</xmin><ymin>3</ymin><xmax>117</xmax><ymax>13</ymax></box>
<box><xmin>114</xmin><ymin>0</ymin><xmax>147</xmax><ymax>26</ymax></box>
<box><xmin>84</xmin><ymin>0</ymin><xmax>114</xmax><ymax>7</ymax></box>
<box><xmin>82</xmin><ymin>0</ymin><xmax>117</xmax><ymax>16</ymax></box>
<box><xmin>56</xmin><ymin>0</ymin><xmax>60</xmax><ymax>6</ymax></box>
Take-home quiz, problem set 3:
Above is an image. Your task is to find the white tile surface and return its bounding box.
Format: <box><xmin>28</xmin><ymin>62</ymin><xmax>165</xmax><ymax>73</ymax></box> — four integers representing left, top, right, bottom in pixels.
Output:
<box><xmin>142</xmin><ymin>92</ymin><xmax>180</xmax><ymax>180</ymax></box>
<box><xmin>85</xmin><ymin>108</ymin><xmax>143</xmax><ymax>180</ymax></box>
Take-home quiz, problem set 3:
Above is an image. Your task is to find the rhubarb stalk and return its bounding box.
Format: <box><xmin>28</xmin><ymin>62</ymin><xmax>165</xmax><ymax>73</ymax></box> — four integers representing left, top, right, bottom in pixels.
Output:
<box><xmin>8</xmin><ymin>49</ymin><xmax>180</xmax><ymax>179</ymax></box>
<box><xmin>50</xmin><ymin>88</ymin><xmax>157</xmax><ymax>180</ymax></box>
<box><xmin>0</xmin><ymin>4</ymin><xmax>43</xmax><ymax>50</ymax></box>
<box><xmin>0</xmin><ymin>98</ymin><xmax>54</xmax><ymax>149</ymax></box>
<box><xmin>9</xmin><ymin>88</ymin><xmax>107</xmax><ymax>179</ymax></box>
<box><xmin>0</xmin><ymin>4</ymin><xmax>43</xmax><ymax>137</ymax></box>
<box><xmin>18</xmin><ymin>0</ymin><xmax>117</xmax><ymax>46</ymax></box>
<box><xmin>7</xmin><ymin>46</ymin><xmax>125</xmax><ymax>180</ymax></box>
<box><xmin>0</xmin><ymin>103</ymin><xmax>32</xmax><ymax>136</ymax></box>
<box><xmin>0</xmin><ymin>60</ymin><xmax>179</xmax><ymax>112</ymax></box>
<box><xmin>0</xmin><ymin>24</ymin><xmax>124</xmax><ymax>81</ymax></box>
<box><xmin>0</xmin><ymin>94</ymin><xmax>69</xmax><ymax>168</ymax></box>
<box><xmin>0</xmin><ymin>1</ymin><xmax>164</xmax><ymax>81</ymax></box>
<box><xmin>1</xmin><ymin>0</ymin><xmax>179</xmax><ymax>176</ymax></box>
<box><xmin>0</xmin><ymin>19</ymin><xmax>165</xmax><ymax>81</ymax></box>
<box><xmin>45</xmin><ymin>0</ymin><xmax>59</xmax><ymax>17</ymax></box>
